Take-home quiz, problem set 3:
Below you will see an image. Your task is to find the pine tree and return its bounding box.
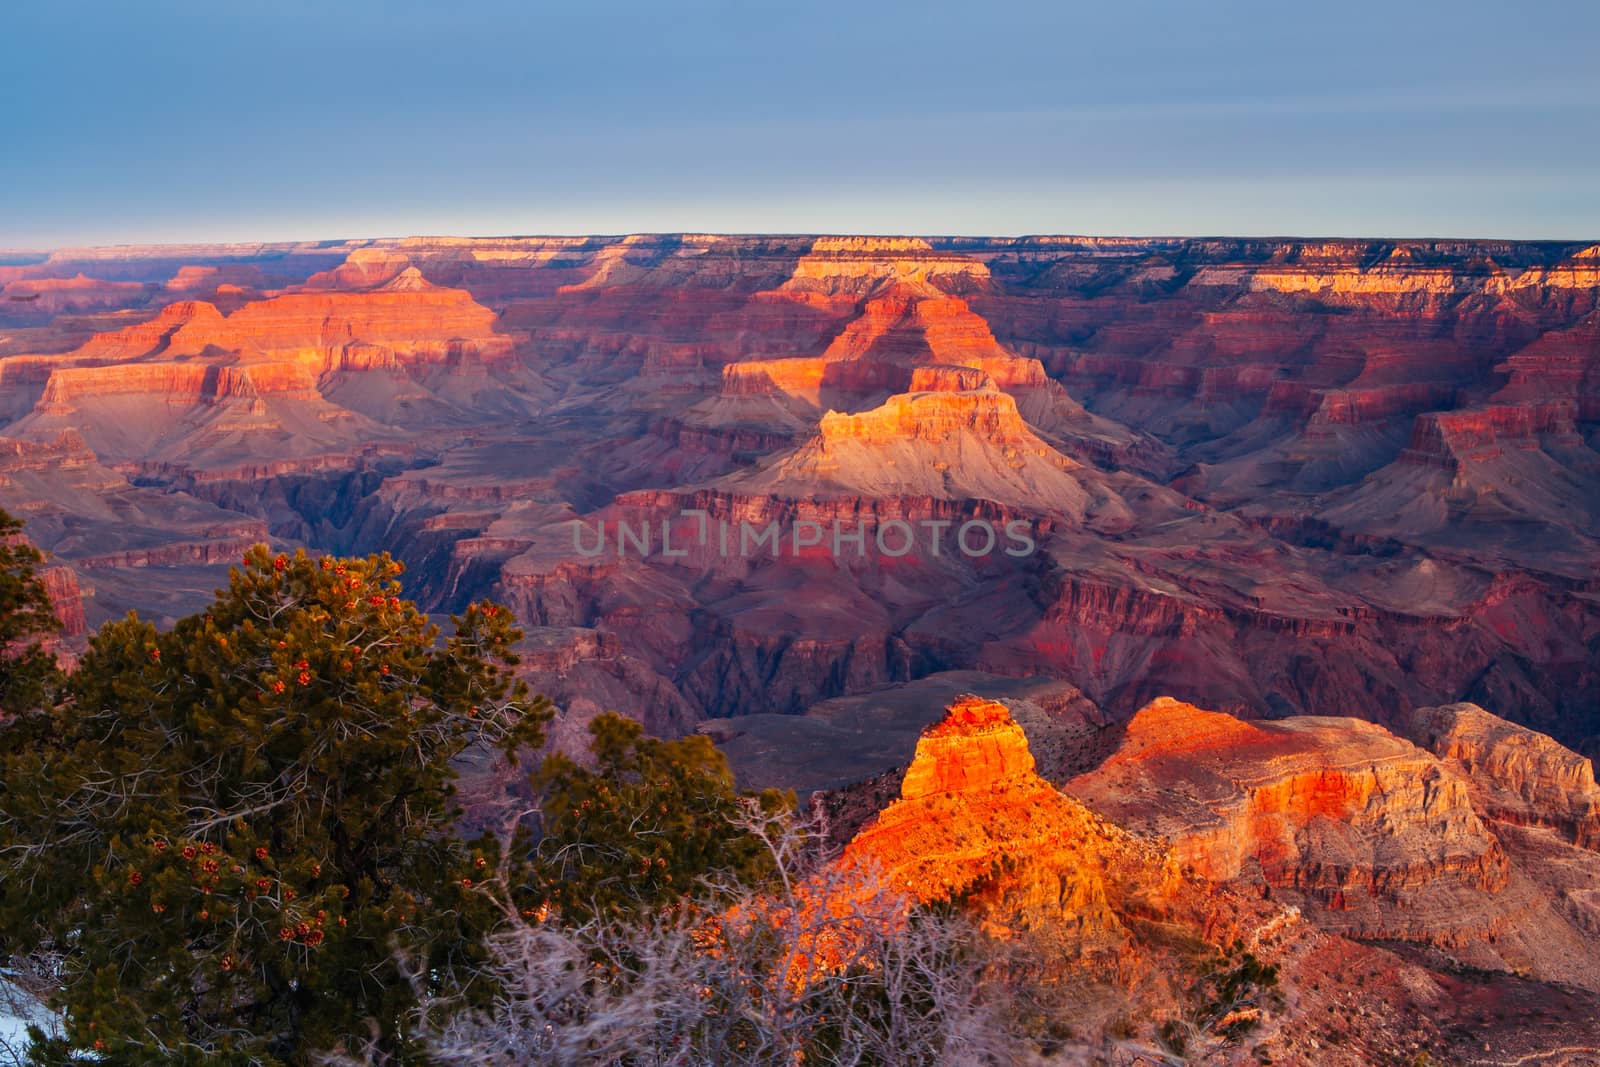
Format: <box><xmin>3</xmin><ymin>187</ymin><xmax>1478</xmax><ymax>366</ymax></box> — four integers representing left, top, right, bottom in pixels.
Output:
<box><xmin>530</xmin><ymin>713</ymin><xmax>790</xmax><ymax>921</ymax></box>
<box><xmin>0</xmin><ymin>545</ymin><xmax>551</xmax><ymax>1065</ymax></box>
<box><xmin>0</xmin><ymin>508</ymin><xmax>64</xmax><ymax>717</ymax></box>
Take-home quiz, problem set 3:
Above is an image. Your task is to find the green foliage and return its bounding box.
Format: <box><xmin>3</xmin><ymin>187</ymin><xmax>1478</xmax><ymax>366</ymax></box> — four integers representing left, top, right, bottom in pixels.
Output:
<box><xmin>0</xmin><ymin>545</ymin><xmax>551</xmax><ymax>1065</ymax></box>
<box><xmin>530</xmin><ymin>713</ymin><xmax>790</xmax><ymax>920</ymax></box>
<box><xmin>1160</xmin><ymin>940</ymin><xmax>1281</xmax><ymax>1059</ymax></box>
<box><xmin>0</xmin><ymin>508</ymin><xmax>64</xmax><ymax>717</ymax></box>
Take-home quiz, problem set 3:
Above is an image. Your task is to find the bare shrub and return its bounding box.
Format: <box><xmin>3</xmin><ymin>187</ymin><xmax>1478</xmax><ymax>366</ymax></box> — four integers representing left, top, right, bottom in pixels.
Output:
<box><xmin>417</xmin><ymin>801</ymin><xmax>1026</xmax><ymax>1066</ymax></box>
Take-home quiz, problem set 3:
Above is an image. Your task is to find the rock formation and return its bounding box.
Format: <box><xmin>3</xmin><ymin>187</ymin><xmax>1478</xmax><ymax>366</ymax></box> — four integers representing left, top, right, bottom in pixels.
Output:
<box><xmin>1405</xmin><ymin>702</ymin><xmax>1600</xmax><ymax>850</ymax></box>
<box><xmin>827</xmin><ymin>694</ymin><xmax>1600</xmax><ymax>1063</ymax></box>
<box><xmin>1067</xmin><ymin>699</ymin><xmax>1508</xmax><ymax>929</ymax></box>
<box><xmin>842</xmin><ymin>696</ymin><xmax>1200</xmax><ymax>955</ymax></box>
<box><xmin>1067</xmin><ymin>697</ymin><xmax>1600</xmax><ymax>992</ymax></box>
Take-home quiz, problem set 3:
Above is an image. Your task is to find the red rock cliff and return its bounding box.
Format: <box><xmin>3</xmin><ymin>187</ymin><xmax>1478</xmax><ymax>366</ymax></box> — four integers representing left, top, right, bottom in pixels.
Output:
<box><xmin>1405</xmin><ymin>702</ymin><xmax>1600</xmax><ymax>850</ymax></box>
<box><xmin>841</xmin><ymin>696</ymin><xmax>1186</xmax><ymax>949</ymax></box>
<box><xmin>1066</xmin><ymin>698</ymin><xmax>1510</xmax><ymax>942</ymax></box>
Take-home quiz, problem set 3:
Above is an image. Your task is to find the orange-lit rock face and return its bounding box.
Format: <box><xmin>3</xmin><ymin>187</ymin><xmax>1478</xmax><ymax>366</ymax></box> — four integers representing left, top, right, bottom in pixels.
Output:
<box><xmin>897</xmin><ymin>695</ymin><xmax>1038</xmax><ymax>797</ymax></box>
<box><xmin>781</xmin><ymin>237</ymin><xmax>990</xmax><ymax>297</ymax></box>
<box><xmin>841</xmin><ymin>697</ymin><xmax>1183</xmax><ymax>948</ymax></box>
<box><xmin>164</xmin><ymin>273</ymin><xmax>514</xmax><ymax>370</ymax></box>
<box><xmin>819</xmin><ymin>288</ymin><xmax>1012</xmax><ymax>367</ymax></box>
<box><xmin>1068</xmin><ymin>698</ymin><xmax>1510</xmax><ymax>939</ymax></box>
<box><xmin>817</xmin><ymin>387</ymin><xmax>1033</xmax><ymax>446</ymax></box>
<box><xmin>818</xmin><ymin>697</ymin><xmax>1600</xmax><ymax>1061</ymax></box>
<box><xmin>905</xmin><ymin>365</ymin><xmax>992</xmax><ymax>393</ymax></box>
<box><xmin>709</xmin><ymin>382</ymin><xmax>1096</xmax><ymax>515</ymax></box>
<box><xmin>33</xmin><ymin>362</ymin><xmax>319</xmax><ymax>414</ymax></box>
<box><xmin>0</xmin><ymin>269</ymin><xmax>537</xmax><ymax>475</ymax></box>
<box><xmin>70</xmin><ymin>300</ymin><xmax>226</xmax><ymax>362</ymax></box>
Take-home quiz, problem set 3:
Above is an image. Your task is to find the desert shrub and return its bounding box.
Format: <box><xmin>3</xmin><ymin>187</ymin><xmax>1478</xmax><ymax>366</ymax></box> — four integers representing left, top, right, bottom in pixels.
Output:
<box><xmin>1157</xmin><ymin>942</ymin><xmax>1280</xmax><ymax>1062</ymax></box>
<box><xmin>420</xmin><ymin>803</ymin><xmax>1022</xmax><ymax>1066</ymax></box>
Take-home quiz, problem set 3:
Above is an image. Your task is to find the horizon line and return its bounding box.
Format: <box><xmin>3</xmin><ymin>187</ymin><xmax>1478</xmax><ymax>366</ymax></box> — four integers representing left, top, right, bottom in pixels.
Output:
<box><xmin>7</xmin><ymin>230</ymin><xmax>1600</xmax><ymax>257</ymax></box>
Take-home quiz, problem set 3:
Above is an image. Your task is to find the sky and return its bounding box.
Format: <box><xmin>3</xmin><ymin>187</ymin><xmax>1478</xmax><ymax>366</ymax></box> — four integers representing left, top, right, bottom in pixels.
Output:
<box><xmin>3</xmin><ymin>0</ymin><xmax>1599</xmax><ymax>248</ymax></box>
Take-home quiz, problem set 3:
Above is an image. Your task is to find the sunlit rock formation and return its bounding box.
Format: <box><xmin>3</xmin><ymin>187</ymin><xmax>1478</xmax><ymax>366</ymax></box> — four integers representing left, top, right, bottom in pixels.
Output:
<box><xmin>827</xmin><ymin>694</ymin><xmax>1600</xmax><ymax>1063</ymax></box>
<box><xmin>1067</xmin><ymin>697</ymin><xmax>1600</xmax><ymax>991</ymax></box>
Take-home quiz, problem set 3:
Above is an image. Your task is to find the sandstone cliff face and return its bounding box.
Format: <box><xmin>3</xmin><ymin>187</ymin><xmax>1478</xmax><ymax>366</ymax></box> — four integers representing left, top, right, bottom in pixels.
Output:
<box><xmin>841</xmin><ymin>696</ymin><xmax>1190</xmax><ymax>951</ymax></box>
<box><xmin>70</xmin><ymin>300</ymin><xmax>227</xmax><ymax>362</ymax></box>
<box><xmin>164</xmin><ymin>277</ymin><xmax>516</xmax><ymax>370</ymax></box>
<box><xmin>1491</xmin><ymin>312</ymin><xmax>1600</xmax><ymax>421</ymax></box>
<box><xmin>706</xmin><ymin>383</ymin><xmax>1113</xmax><ymax>519</ymax></box>
<box><xmin>827</xmin><ymin>693</ymin><xmax>1600</xmax><ymax>1064</ymax></box>
<box><xmin>1400</xmin><ymin>402</ymin><xmax>1582</xmax><ymax>469</ymax></box>
<box><xmin>301</xmin><ymin>248</ymin><xmax>413</xmax><ymax>290</ymax></box>
<box><xmin>781</xmin><ymin>237</ymin><xmax>990</xmax><ymax>297</ymax></box>
<box><xmin>819</xmin><ymin>286</ymin><xmax>1011</xmax><ymax>365</ymax></box>
<box><xmin>1067</xmin><ymin>699</ymin><xmax>1509</xmax><ymax>939</ymax></box>
<box><xmin>39</xmin><ymin>564</ymin><xmax>87</xmax><ymax>639</ymax></box>
<box><xmin>1063</xmin><ymin>698</ymin><xmax>1600</xmax><ymax>995</ymax></box>
<box><xmin>817</xmin><ymin>386</ymin><xmax>1035</xmax><ymax>446</ymax></box>
<box><xmin>1404</xmin><ymin>702</ymin><xmax>1600</xmax><ymax>850</ymax></box>
<box><xmin>34</xmin><ymin>363</ymin><xmax>294</xmax><ymax>414</ymax></box>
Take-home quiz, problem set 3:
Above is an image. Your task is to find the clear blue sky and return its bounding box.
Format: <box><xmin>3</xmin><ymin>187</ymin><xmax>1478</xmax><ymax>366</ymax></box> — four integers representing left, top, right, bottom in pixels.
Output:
<box><xmin>4</xmin><ymin>0</ymin><xmax>1598</xmax><ymax>247</ymax></box>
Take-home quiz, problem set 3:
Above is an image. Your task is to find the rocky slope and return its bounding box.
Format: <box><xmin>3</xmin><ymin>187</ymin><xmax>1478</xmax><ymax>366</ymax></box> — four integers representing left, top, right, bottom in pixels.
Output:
<box><xmin>1405</xmin><ymin>701</ymin><xmax>1600</xmax><ymax>849</ymax></box>
<box><xmin>1067</xmin><ymin>697</ymin><xmax>1600</xmax><ymax>992</ymax></box>
<box><xmin>832</xmin><ymin>694</ymin><xmax>1600</xmax><ymax>1064</ymax></box>
<box><xmin>1067</xmin><ymin>700</ymin><xmax>1507</xmax><ymax>931</ymax></box>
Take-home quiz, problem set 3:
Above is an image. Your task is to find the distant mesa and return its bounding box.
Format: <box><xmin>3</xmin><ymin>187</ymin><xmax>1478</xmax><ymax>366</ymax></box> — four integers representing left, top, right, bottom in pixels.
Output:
<box><xmin>300</xmin><ymin>247</ymin><xmax>415</xmax><ymax>291</ymax></box>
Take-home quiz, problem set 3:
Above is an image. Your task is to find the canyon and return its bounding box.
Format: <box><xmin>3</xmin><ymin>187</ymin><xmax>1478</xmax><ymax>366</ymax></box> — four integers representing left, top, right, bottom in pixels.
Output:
<box><xmin>3</xmin><ymin>233</ymin><xmax>1587</xmax><ymax>742</ymax></box>
<box><xmin>3</xmin><ymin>232</ymin><xmax>1598</xmax><ymax>1061</ymax></box>
<box><xmin>1</xmin><ymin>234</ymin><xmax>1596</xmax><ymax>750</ymax></box>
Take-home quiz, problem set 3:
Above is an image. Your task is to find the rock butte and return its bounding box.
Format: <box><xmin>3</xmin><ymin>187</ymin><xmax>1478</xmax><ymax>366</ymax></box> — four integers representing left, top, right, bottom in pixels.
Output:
<box><xmin>841</xmin><ymin>696</ymin><xmax>1223</xmax><ymax>964</ymax></box>
<box><xmin>1406</xmin><ymin>702</ymin><xmax>1600</xmax><ymax>849</ymax></box>
<box><xmin>1069</xmin><ymin>699</ymin><xmax>1508</xmax><ymax>925</ymax></box>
